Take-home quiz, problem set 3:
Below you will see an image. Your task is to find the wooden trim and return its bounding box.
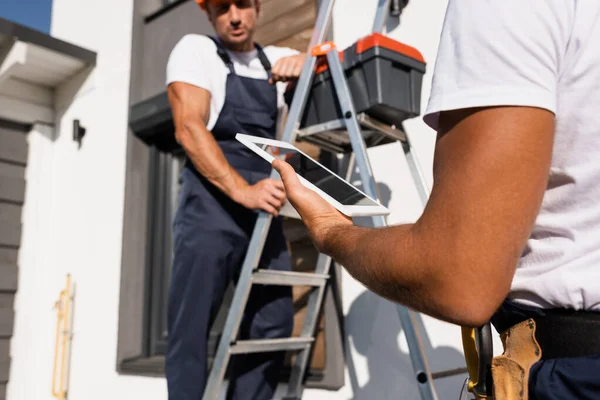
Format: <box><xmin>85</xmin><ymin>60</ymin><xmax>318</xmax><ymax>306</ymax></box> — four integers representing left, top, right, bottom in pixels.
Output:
<box><xmin>275</xmin><ymin>27</ymin><xmax>314</xmax><ymax>52</ymax></box>
<box><xmin>258</xmin><ymin>0</ymin><xmax>314</xmax><ymax>28</ymax></box>
<box><xmin>254</xmin><ymin>1</ymin><xmax>317</xmax><ymax>46</ymax></box>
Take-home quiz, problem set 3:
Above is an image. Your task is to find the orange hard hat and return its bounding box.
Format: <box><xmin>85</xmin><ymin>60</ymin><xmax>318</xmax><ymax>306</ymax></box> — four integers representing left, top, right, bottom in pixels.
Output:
<box><xmin>195</xmin><ymin>0</ymin><xmax>230</xmax><ymax>9</ymax></box>
<box><xmin>196</xmin><ymin>0</ymin><xmax>253</xmax><ymax>10</ymax></box>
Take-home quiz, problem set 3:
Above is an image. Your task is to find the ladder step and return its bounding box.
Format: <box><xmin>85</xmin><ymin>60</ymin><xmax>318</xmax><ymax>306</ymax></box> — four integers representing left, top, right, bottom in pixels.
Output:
<box><xmin>230</xmin><ymin>337</ymin><xmax>314</xmax><ymax>354</ymax></box>
<box><xmin>252</xmin><ymin>270</ymin><xmax>328</xmax><ymax>287</ymax></box>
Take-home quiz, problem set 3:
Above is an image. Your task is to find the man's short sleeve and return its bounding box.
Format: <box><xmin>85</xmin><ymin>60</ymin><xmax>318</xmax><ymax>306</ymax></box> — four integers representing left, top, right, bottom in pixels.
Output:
<box><xmin>423</xmin><ymin>0</ymin><xmax>574</xmax><ymax>131</ymax></box>
<box><xmin>166</xmin><ymin>34</ymin><xmax>216</xmax><ymax>92</ymax></box>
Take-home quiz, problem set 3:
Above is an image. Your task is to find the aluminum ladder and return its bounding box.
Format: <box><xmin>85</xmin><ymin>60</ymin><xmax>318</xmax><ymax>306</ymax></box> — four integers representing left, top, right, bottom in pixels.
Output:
<box><xmin>202</xmin><ymin>0</ymin><xmax>443</xmax><ymax>399</ymax></box>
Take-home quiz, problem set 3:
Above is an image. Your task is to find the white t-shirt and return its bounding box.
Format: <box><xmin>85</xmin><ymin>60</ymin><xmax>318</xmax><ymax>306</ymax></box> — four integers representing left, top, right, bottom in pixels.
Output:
<box><xmin>166</xmin><ymin>34</ymin><xmax>298</xmax><ymax>135</ymax></box>
<box><xmin>425</xmin><ymin>0</ymin><xmax>600</xmax><ymax>311</ymax></box>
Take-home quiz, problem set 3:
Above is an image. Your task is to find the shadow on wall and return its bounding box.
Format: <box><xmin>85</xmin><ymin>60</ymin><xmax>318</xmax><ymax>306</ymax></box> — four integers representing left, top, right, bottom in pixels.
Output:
<box><xmin>344</xmin><ymin>291</ymin><xmax>467</xmax><ymax>400</ymax></box>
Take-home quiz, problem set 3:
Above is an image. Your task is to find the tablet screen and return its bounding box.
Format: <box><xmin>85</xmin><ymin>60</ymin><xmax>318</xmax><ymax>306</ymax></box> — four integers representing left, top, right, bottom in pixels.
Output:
<box><xmin>258</xmin><ymin>144</ymin><xmax>381</xmax><ymax>207</ymax></box>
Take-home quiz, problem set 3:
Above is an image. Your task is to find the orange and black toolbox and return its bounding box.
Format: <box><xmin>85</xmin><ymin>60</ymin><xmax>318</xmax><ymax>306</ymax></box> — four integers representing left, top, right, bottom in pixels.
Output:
<box><xmin>286</xmin><ymin>33</ymin><xmax>426</xmax><ymax>129</ymax></box>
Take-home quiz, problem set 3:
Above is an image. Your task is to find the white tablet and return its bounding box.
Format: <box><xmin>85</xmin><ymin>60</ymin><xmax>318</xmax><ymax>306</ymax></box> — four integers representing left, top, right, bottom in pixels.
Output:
<box><xmin>236</xmin><ymin>133</ymin><xmax>390</xmax><ymax>217</ymax></box>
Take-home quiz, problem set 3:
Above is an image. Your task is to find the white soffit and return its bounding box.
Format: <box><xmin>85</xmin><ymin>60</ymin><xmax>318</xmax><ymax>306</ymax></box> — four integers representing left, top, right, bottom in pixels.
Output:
<box><xmin>0</xmin><ymin>39</ymin><xmax>87</xmax><ymax>89</ymax></box>
<box><xmin>0</xmin><ymin>20</ymin><xmax>96</xmax><ymax>124</ymax></box>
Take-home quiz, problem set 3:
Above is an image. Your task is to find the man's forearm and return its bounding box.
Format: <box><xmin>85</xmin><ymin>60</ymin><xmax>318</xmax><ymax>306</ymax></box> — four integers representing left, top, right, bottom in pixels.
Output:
<box><xmin>323</xmin><ymin>224</ymin><xmax>423</xmax><ymax>302</ymax></box>
<box><xmin>322</xmin><ymin>223</ymin><xmax>474</xmax><ymax>326</ymax></box>
<box><xmin>178</xmin><ymin>122</ymin><xmax>248</xmax><ymax>202</ymax></box>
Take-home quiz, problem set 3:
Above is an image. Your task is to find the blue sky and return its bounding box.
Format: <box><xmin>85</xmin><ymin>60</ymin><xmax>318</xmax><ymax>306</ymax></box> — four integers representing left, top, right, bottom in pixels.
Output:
<box><xmin>0</xmin><ymin>0</ymin><xmax>53</xmax><ymax>33</ymax></box>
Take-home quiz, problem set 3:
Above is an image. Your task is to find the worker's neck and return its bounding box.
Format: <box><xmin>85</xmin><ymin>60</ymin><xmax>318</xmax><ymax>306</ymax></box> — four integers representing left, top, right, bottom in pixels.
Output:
<box><xmin>222</xmin><ymin>40</ymin><xmax>254</xmax><ymax>53</ymax></box>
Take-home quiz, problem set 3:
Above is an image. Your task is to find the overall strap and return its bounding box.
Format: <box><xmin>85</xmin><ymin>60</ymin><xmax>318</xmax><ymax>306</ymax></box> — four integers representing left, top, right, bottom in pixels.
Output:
<box><xmin>207</xmin><ymin>35</ymin><xmax>235</xmax><ymax>73</ymax></box>
<box><xmin>254</xmin><ymin>43</ymin><xmax>273</xmax><ymax>79</ymax></box>
<box><xmin>206</xmin><ymin>35</ymin><xmax>273</xmax><ymax>78</ymax></box>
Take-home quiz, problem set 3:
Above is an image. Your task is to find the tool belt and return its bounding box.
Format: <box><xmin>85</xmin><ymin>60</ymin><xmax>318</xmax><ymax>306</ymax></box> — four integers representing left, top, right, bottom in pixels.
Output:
<box><xmin>462</xmin><ymin>304</ymin><xmax>600</xmax><ymax>400</ymax></box>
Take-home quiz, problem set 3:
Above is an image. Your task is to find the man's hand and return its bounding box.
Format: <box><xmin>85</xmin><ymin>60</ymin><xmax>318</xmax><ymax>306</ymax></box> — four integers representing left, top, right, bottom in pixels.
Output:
<box><xmin>272</xmin><ymin>159</ymin><xmax>352</xmax><ymax>251</ymax></box>
<box><xmin>236</xmin><ymin>178</ymin><xmax>287</xmax><ymax>216</ymax></box>
<box><xmin>270</xmin><ymin>53</ymin><xmax>307</xmax><ymax>83</ymax></box>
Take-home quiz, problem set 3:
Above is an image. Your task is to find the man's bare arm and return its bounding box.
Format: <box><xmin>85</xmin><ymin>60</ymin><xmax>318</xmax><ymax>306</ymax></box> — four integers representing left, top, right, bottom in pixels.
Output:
<box><xmin>274</xmin><ymin>106</ymin><xmax>555</xmax><ymax>327</ymax></box>
<box><xmin>168</xmin><ymin>81</ymin><xmax>285</xmax><ymax>214</ymax></box>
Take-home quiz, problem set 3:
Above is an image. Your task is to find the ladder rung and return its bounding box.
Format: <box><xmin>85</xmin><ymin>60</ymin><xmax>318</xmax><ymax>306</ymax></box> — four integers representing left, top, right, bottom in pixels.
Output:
<box><xmin>357</xmin><ymin>113</ymin><xmax>407</xmax><ymax>143</ymax></box>
<box><xmin>431</xmin><ymin>367</ymin><xmax>469</xmax><ymax>380</ymax></box>
<box><xmin>230</xmin><ymin>337</ymin><xmax>314</xmax><ymax>354</ymax></box>
<box><xmin>252</xmin><ymin>270</ymin><xmax>328</xmax><ymax>287</ymax></box>
<box><xmin>297</xmin><ymin>118</ymin><xmax>345</xmax><ymax>137</ymax></box>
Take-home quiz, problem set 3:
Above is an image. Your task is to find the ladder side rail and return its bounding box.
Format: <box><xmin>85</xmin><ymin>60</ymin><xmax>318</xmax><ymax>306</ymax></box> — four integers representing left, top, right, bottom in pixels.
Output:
<box><xmin>325</xmin><ymin>49</ymin><xmax>439</xmax><ymax>400</ymax></box>
<box><xmin>202</xmin><ymin>213</ymin><xmax>274</xmax><ymax>400</ymax></box>
<box><xmin>324</xmin><ymin>50</ymin><xmax>386</xmax><ymax>227</ymax></box>
<box><xmin>372</xmin><ymin>0</ymin><xmax>391</xmax><ymax>34</ymax></box>
<box><xmin>280</xmin><ymin>0</ymin><xmax>336</xmax><ymax>145</ymax></box>
<box><xmin>402</xmin><ymin>135</ymin><xmax>431</xmax><ymax>204</ymax></box>
<box><xmin>398</xmin><ymin>134</ymin><xmax>439</xmax><ymax>399</ymax></box>
<box><xmin>286</xmin><ymin>255</ymin><xmax>334</xmax><ymax>398</ymax></box>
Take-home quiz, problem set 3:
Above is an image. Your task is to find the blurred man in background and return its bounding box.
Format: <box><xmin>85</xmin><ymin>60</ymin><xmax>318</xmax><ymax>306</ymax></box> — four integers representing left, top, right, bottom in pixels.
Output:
<box><xmin>165</xmin><ymin>0</ymin><xmax>306</xmax><ymax>399</ymax></box>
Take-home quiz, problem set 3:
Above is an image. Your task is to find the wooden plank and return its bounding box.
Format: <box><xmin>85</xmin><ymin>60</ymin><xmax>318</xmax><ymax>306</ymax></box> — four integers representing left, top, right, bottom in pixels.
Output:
<box><xmin>0</xmin><ymin>309</ymin><xmax>13</xmax><ymax>337</ymax></box>
<box><xmin>0</xmin><ymin>222</ymin><xmax>21</xmax><ymax>248</ymax></box>
<box><xmin>275</xmin><ymin>26</ymin><xmax>314</xmax><ymax>52</ymax></box>
<box><xmin>0</xmin><ymin>264</ymin><xmax>17</xmax><ymax>293</ymax></box>
<box><xmin>0</xmin><ymin>163</ymin><xmax>24</xmax><ymax>179</ymax></box>
<box><xmin>0</xmin><ymin>203</ymin><xmax>21</xmax><ymax>227</ymax></box>
<box><xmin>0</xmin><ymin>175</ymin><xmax>25</xmax><ymax>204</ymax></box>
<box><xmin>0</xmin><ymin>295</ymin><xmax>13</xmax><ymax>310</ymax></box>
<box><xmin>258</xmin><ymin>0</ymin><xmax>314</xmax><ymax>27</ymax></box>
<box><xmin>0</xmin><ymin>128</ymin><xmax>27</xmax><ymax>165</ymax></box>
<box><xmin>255</xmin><ymin>1</ymin><xmax>317</xmax><ymax>47</ymax></box>
<box><xmin>0</xmin><ymin>339</ymin><xmax>9</xmax><ymax>383</ymax></box>
<box><xmin>0</xmin><ymin>249</ymin><xmax>17</xmax><ymax>265</ymax></box>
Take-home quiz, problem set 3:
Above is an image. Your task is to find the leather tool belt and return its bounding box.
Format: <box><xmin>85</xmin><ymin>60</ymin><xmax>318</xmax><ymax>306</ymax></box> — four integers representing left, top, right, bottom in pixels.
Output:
<box><xmin>462</xmin><ymin>308</ymin><xmax>600</xmax><ymax>400</ymax></box>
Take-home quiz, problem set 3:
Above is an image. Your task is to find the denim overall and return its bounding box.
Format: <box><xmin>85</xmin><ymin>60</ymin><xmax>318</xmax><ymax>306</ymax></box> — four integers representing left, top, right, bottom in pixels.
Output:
<box><xmin>165</xmin><ymin>36</ymin><xmax>294</xmax><ymax>400</ymax></box>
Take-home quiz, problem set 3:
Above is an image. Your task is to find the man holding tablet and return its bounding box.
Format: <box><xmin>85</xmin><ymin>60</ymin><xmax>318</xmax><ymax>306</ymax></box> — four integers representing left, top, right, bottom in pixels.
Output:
<box><xmin>164</xmin><ymin>0</ymin><xmax>307</xmax><ymax>399</ymax></box>
<box><xmin>273</xmin><ymin>1</ymin><xmax>600</xmax><ymax>398</ymax></box>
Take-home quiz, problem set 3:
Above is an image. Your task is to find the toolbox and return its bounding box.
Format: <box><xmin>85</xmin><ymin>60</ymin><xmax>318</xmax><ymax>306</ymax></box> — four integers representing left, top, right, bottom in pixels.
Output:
<box><xmin>286</xmin><ymin>33</ymin><xmax>426</xmax><ymax>129</ymax></box>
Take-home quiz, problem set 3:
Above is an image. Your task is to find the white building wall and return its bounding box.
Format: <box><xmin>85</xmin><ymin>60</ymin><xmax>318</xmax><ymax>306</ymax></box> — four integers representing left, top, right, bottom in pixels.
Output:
<box><xmin>7</xmin><ymin>1</ymin><xmax>503</xmax><ymax>400</ymax></box>
<box><xmin>6</xmin><ymin>0</ymin><xmax>171</xmax><ymax>399</ymax></box>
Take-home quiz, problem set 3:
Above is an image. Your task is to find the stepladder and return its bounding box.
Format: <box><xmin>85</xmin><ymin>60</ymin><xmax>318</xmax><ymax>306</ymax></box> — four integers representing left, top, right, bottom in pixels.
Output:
<box><xmin>201</xmin><ymin>0</ymin><xmax>466</xmax><ymax>398</ymax></box>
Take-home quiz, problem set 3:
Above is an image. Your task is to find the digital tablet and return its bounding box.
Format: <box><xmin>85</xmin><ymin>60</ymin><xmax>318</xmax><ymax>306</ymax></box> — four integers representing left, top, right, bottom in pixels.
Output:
<box><xmin>236</xmin><ymin>133</ymin><xmax>390</xmax><ymax>217</ymax></box>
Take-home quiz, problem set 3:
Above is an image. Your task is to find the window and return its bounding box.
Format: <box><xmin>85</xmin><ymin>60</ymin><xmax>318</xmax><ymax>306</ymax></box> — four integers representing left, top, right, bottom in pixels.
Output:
<box><xmin>145</xmin><ymin>147</ymin><xmax>184</xmax><ymax>356</ymax></box>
